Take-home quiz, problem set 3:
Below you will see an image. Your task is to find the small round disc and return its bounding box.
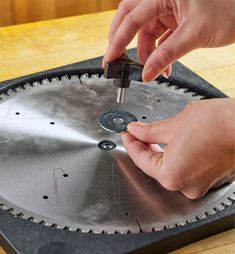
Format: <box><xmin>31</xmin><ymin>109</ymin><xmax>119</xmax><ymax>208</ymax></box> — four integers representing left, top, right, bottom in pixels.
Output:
<box><xmin>99</xmin><ymin>110</ymin><xmax>138</xmax><ymax>133</ymax></box>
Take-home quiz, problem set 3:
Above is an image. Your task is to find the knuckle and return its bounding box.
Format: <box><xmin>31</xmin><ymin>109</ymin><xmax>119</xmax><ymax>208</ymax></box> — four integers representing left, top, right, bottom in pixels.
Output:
<box><xmin>158</xmin><ymin>170</ymin><xmax>182</xmax><ymax>191</ymax></box>
<box><xmin>161</xmin><ymin>178</ymin><xmax>181</xmax><ymax>192</ymax></box>
<box><xmin>125</xmin><ymin>13</ymin><xmax>141</xmax><ymax>30</ymax></box>
<box><xmin>182</xmin><ymin>189</ymin><xmax>205</xmax><ymax>200</ymax></box>
<box><xmin>118</xmin><ymin>0</ymin><xmax>129</xmax><ymax>11</ymax></box>
<box><xmin>157</xmin><ymin>47</ymin><xmax>176</xmax><ymax>70</ymax></box>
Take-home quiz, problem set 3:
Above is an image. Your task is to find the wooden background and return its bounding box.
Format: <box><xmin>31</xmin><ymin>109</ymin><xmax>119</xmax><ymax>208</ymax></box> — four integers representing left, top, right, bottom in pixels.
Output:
<box><xmin>0</xmin><ymin>0</ymin><xmax>121</xmax><ymax>27</ymax></box>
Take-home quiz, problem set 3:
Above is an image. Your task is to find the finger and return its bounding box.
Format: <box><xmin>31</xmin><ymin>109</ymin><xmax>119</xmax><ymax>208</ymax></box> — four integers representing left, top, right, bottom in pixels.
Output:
<box><xmin>143</xmin><ymin>21</ymin><xmax>197</xmax><ymax>82</ymax></box>
<box><xmin>158</xmin><ymin>29</ymin><xmax>173</xmax><ymax>45</ymax></box>
<box><xmin>137</xmin><ymin>18</ymin><xmax>167</xmax><ymax>64</ymax></box>
<box><xmin>127</xmin><ymin>121</ymin><xmax>172</xmax><ymax>144</ymax></box>
<box><xmin>121</xmin><ymin>132</ymin><xmax>163</xmax><ymax>178</ymax></box>
<box><xmin>104</xmin><ymin>0</ymin><xmax>173</xmax><ymax>63</ymax></box>
<box><xmin>109</xmin><ymin>0</ymin><xmax>143</xmax><ymax>42</ymax></box>
<box><xmin>165</xmin><ymin>65</ymin><xmax>172</xmax><ymax>77</ymax></box>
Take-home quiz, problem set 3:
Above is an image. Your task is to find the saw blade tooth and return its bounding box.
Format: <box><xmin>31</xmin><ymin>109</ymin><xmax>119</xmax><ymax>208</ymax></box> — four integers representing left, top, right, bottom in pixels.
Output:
<box><xmin>55</xmin><ymin>224</ymin><xmax>65</xmax><ymax>230</ymax></box>
<box><xmin>80</xmin><ymin>73</ymin><xmax>89</xmax><ymax>80</ymax></box>
<box><xmin>213</xmin><ymin>207</ymin><xmax>221</xmax><ymax>213</ymax></box>
<box><xmin>153</xmin><ymin>80</ymin><xmax>160</xmax><ymax>85</ymax></box>
<box><xmin>186</xmin><ymin>218</ymin><xmax>197</xmax><ymax>224</ymax></box>
<box><xmin>32</xmin><ymin>81</ymin><xmax>41</xmax><ymax>87</ymax></box>
<box><xmin>23</xmin><ymin>83</ymin><xmax>32</xmax><ymax>90</ymax></box>
<box><xmin>178</xmin><ymin>88</ymin><xmax>189</xmax><ymax>93</ymax></box>
<box><xmin>175</xmin><ymin>221</ymin><xmax>187</xmax><ymax>227</ymax></box>
<box><xmin>214</xmin><ymin>203</ymin><xmax>226</xmax><ymax>211</ymax></box>
<box><xmin>51</xmin><ymin>77</ymin><xmax>60</xmax><ymax>82</ymax></box>
<box><xmin>198</xmin><ymin>95</ymin><xmax>206</xmax><ymax>100</ymax></box>
<box><xmin>38</xmin><ymin>220</ymin><xmax>46</xmax><ymax>225</ymax></box>
<box><xmin>0</xmin><ymin>93</ymin><xmax>8</xmax><ymax>100</ymax></box>
<box><xmin>90</xmin><ymin>74</ymin><xmax>99</xmax><ymax>79</ymax></box>
<box><xmin>41</xmin><ymin>78</ymin><xmax>50</xmax><ymax>85</ymax></box>
<box><xmin>27</xmin><ymin>216</ymin><xmax>35</xmax><ymax>222</ymax></box>
<box><xmin>196</xmin><ymin>214</ymin><xmax>207</xmax><ymax>220</ymax></box>
<box><xmin>16</xmin><ymin>212</ymin><xmax>24</xmax><ymax>218</ymax></box>
<box><xmin>160</xmin><ymin>82</ymin><xmax>170</xmax><ymax>87</ymax></box>
<box><xmin>227</xmin><ymin>196</ymin><xmax>235</xmax><ymax>202</ymax></box>
<box><xmin>220</xmin><ymin>202</ymin><xmax>230</xmax><ymax>208</ymax></box>
<box><xmin>167</xmin><ymin>85</ymin><xmax>178</xmax><ymax>90</ymax></box>
<box><xmin>1</xmin><ymin>204</ymin><xmax>9</xmax><ymax>210</ymax></box>
<box><xmin>205</xmin><ymin>211</ymin><xmax>214</xmax><ymax>217</ymax></box>
<box><xmin>6</xmin><ymin>89</ymin><xmax>16</xmax><ymax>96</ymax></box>
<box><xmin>186</xmin><ymin>91</ymin><xmax>197</xmax><ymax>97</ymax></box>
<box><xmin>70</xmin><ymin>75</ymin><xmax>79</xmax><ymax>80</ymax></box>
<box><xmin>61</xmin><ymin>75</ymin><xmax>69</xmax><ymax>81</ymax></box>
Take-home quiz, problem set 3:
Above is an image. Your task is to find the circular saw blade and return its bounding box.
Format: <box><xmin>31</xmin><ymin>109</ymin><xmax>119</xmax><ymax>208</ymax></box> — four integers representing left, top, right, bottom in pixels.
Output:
<box><xmin>0</xmin><ymin>74</ymin><xmax>234</xmax><ymax>234</ymax></box>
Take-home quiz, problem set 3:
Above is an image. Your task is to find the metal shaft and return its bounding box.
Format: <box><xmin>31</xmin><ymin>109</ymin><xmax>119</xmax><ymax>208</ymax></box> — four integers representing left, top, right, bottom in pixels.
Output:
<box><xmin>116</xmin><ymin>88</ymin><xmax>126</xmax><ymax>103</ymax></box>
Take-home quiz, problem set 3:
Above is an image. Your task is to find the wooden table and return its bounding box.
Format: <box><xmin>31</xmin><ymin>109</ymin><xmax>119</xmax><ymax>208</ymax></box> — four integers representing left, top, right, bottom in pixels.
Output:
<box><xmin>0</xmin><ymin>10</ymin><xmax>234</xmax><ymax>254</ymax></box>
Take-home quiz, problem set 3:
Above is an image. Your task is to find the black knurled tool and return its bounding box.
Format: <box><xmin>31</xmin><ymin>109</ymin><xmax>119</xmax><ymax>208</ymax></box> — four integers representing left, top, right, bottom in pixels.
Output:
<box><xmin>104</xmin><ymin>54</ymin><xmax>143</xmax><ymax>103</ymax></box>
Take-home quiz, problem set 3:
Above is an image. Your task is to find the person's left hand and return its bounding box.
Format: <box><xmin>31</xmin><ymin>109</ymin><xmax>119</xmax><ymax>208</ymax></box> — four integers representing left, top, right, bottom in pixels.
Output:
<box><xmin>122</xmin><ymin>98</ymin><xmax>235</xmax><ymax>199</ymax></box>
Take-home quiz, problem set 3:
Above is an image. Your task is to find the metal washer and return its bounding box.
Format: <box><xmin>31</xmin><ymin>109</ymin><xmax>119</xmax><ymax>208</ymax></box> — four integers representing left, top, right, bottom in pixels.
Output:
<box><xmin>99</xmin><ymin>110</ymin><xmax>138</xmax><ymax>133</ymax></box>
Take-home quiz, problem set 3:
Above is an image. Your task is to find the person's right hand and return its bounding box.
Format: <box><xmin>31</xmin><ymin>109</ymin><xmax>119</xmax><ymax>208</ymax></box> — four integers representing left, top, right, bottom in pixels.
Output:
<box><xmin>103</xmin><ymin>0</ymin><xmax>235</xmax><ymax>81</ymax></box>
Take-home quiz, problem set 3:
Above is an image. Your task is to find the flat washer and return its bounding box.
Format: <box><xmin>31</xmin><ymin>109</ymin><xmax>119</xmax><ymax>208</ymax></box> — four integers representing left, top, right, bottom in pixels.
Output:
<box><xmin>99</xmin><ymin>110</ymin><xmax>138</xmax><ymax>133</ymax></box>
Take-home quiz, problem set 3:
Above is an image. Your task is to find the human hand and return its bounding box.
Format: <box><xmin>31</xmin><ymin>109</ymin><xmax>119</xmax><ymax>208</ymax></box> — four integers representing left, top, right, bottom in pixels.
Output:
<box><xmin>122</xmin><ymin>98</ymin><xmax>235</xmax><ymax>199</ymax></box>
<box><xmin>103</xmin><ymin>0</ymin><xmax>235</xmax><ymax>81</ymax></box>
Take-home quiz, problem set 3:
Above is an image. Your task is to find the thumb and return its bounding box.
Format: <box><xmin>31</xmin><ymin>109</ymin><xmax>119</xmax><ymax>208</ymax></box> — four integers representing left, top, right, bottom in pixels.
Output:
<box><xmin>127</xmin><ymin>120</ymin><xmax>171</xmax><ymax>144</ymax></box>
<box><xmin>143</xmin><ymin>21</ymin><xmax>197</xmax><ymax>82</ymax></box>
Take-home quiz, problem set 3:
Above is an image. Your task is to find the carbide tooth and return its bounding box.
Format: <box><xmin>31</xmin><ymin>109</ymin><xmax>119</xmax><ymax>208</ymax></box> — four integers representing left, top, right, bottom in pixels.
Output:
<box><xmin>1</xmin><ymin>205</ymin><xmax>8</xmax><ymax>210</ymax></box>
<box><xmin>221</xmin><ymin>202</ymin><xmax>229</xmax><ymax>208</ymax></box>
<box><xmin>0</xmin><ymin>93</ymin><xmax>8</xmax><ymax>100</ymax></box>
<box><xmin>228</xmin><ymin>197</ymin><xmax>235</xmax><ymax>202</ymax></box>
<box><xmin>27</xmin><ymin>217</ymin><xmax>35</xmax><ymax>222</ymax></box>
<box><xmin>51</xmin><ymin>77</ymin><xmax>60</xmax><ymax>82</ymax></box>
<box><xmin>213</xmin><ymin>207</ymin><xmax>221</xmax><ymax>213</ymax></box>
<box><xmin>167</xmin><ymin>85</ymin><xmax>178</xmax><ymax>90</ymax></box>
<box><xmin>153</xmin><ymin>80</ymin><xmax>160</xmax><ymax>85</ymax></box>
<box><xmin>61</xmin><ymin>75</ymin><xmax>69</xmax><ymax>81</ymax></box>
<box><xmin>70</xmin><ymin>75</ymin><xmax>79</xmax><ymax>80</ymax></box>
<box><xmin>80</xmin><ymin>73</ymin><xmax>89</xmax><ymax>80</ymax></box>
<box><xmin>198</xmin><ymin>95</ymin><xmax>206</xmax><ymax>100</ymax></box>
<box><xmin>216</xmin><ymin>203</ymin><xmax>225</xmax><ymax>211</ymax></box>
<box><xmin>187</xmin><ymin>91</ymin><xmax>196</xmax><ymax>97</ymax></box>
<box><xmin>16</xmin><ymin>213</ymin><xmax>24</xmax><ymax>218</ymax></box>
<box><xmin>38</xmin><ymin>220</ymin><xmax>46</xmax><ymax>225</ymax></box>
<box><xmin>196</xmin><ymin>214</ymin><xmax>207</xmax><ymax>220</ymax></box>
<box><xmin>32</xmin><ymin>81</ymin><xmax>41</xmax><ymax>87</ymax></box>
<box><xmin>160</xmin><ymin>82</ymin><xmax>170</xmax><ymax>87</ymax></box>
<box><xmin>55</xmin><ymin>224</ymin><xmax>64</xmax><ymax>230</ymax></box>
<box><xmin>42</xmin><ymin>78</ymin><xmax>50</xmax><ymax>84</ymax></box>
<box><xmin>6</xmin><ymin>89</ymin><xmax>16</xmax><ymax>96</ymax></box>
<box><xmin>67</xmin><ymin>226</ymin><xmax>77</xmax><ymax>232</ymax></box>
<box><xmin>176</xmin><ymin>221</ymin><xmax>187</xmax><ymax>227</ymax></box>
<box><xmin>91</xmin><ymin>74</ymin><xmax>99</xmax><ymax>79</ymax></box>
<box><xmin>15</xmin><ymin>87</ymin><xmax>24</xmax><ymax>92</ymax></box>
<box><xmin>153</xmin><ymin>226</ymin><xmax>164</xmax><ymax>231</ymax></box>
<box><xmin>23</xmin><ymin>83</ymin><xmax>32</xmax><ymax>89</ymax></box>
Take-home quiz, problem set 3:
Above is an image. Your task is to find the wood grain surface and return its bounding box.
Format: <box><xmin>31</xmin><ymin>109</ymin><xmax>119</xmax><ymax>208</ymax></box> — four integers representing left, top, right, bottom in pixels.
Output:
<box><xmin>0</xmin><ymin>10</ymin><xmax>234</xmax><ymax>254</ymax></box>
<box><xmin>0</xmin><ymin>0</ymin><xmax>121</xmax><ymax>26</ymax></box>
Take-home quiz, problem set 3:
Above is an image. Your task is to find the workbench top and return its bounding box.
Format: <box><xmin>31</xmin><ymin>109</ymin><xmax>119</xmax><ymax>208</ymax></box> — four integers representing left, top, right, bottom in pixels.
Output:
<box><xmin>0</xmin><ymin>10</ymin><xmax>234</xmax><ymax>254</ymax></box>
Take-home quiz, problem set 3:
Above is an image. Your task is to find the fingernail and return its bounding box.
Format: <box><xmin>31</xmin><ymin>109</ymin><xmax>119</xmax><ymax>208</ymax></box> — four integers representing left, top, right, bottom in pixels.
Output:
<box><xmin>161</xmin><ymin>72</ymin><xmax>169</xmax><ymax>78</ymax></box>
<box><xmin>127</xmin><ymin>122</ymin><xmax>145</xmax><ymax>132</ymax></box>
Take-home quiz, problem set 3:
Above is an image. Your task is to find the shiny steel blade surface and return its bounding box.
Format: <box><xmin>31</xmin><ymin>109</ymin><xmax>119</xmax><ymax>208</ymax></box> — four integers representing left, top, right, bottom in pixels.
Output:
<box><xmin>0</xmin><ymin>75</ymin><xmax>234</xmax><ymax>233</ymax></box>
